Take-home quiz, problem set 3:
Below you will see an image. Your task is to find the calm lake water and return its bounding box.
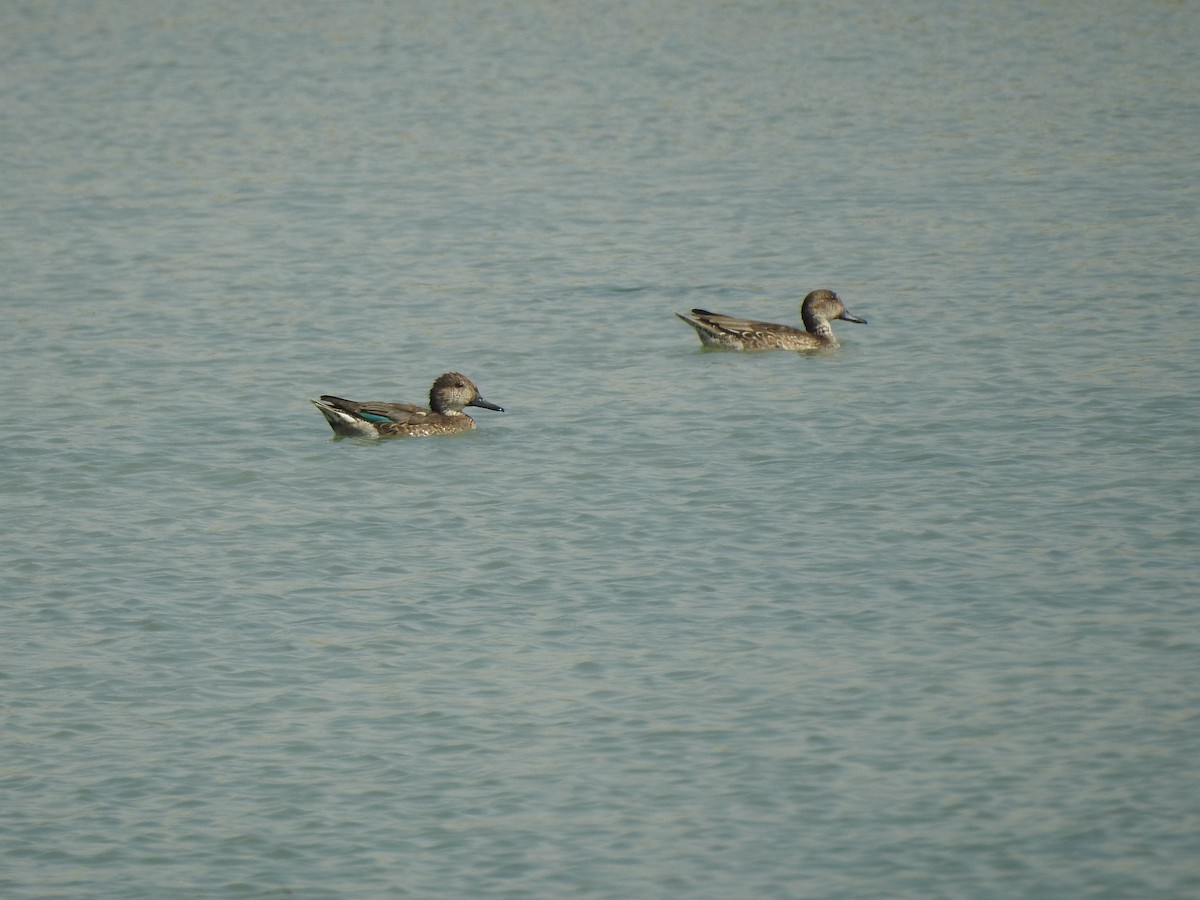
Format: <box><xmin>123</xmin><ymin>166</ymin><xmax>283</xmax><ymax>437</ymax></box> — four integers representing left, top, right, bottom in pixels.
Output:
<box><xmin>3</xmin><ymin>1</ymin><xmax>1199</xmax><ymax>897</ymax></box>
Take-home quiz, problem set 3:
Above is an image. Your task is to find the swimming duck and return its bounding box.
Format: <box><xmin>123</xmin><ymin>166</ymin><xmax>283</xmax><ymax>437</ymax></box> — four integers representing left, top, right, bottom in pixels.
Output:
<box><xmin>312</xmin><ymin>372</ymin><xmax>503</xmax><ymax>437</ymax></box>
<box><xmin>676</xmin><ymin>289</ymin><xmax>867</xmax><ymax>350</ymax></box>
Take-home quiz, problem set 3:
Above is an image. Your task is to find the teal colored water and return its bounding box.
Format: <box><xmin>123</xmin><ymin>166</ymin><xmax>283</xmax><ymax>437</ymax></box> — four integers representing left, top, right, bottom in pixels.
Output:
<box><xmin>3</xmin><ymin>1</ymin><xmax>1199</xmax><ymax>897</ymax></box>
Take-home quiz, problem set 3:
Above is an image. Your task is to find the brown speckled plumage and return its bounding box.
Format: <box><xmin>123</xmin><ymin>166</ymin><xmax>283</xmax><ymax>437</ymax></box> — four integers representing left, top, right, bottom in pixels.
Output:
<box><xmin>312</xmin><ymin>372</ymin><xmax>503</xmax><ymax>438</ymax></box>
<box><xmin>676</xmin><ymin>289</ymin><xmax>867</xmax><ymax>351</ymax></box>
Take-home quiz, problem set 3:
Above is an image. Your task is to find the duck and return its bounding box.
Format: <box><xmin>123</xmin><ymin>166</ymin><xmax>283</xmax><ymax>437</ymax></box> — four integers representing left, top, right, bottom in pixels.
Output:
<box><xmin>676</xmin><ymin>289</ymin><xmax>867</xmax><ymax>350</ymax></box>
<box><xmin>312</xmin><ymin>372</ymin><xmax>503</xmax><ymax>438</ymax></box>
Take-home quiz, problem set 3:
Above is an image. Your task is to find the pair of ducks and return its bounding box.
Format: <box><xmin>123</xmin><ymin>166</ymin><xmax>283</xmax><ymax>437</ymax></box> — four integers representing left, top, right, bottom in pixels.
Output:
<box><xmin>313</xmin><ymin>289</ymin><xmax>867</xmax><ymax>438</ymax></box>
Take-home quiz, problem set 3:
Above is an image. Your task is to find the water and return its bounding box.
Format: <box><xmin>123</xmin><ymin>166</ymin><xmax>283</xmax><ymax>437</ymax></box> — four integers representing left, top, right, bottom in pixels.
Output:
<box><xmin>3</xmin><ymin>1</ymin><xmax>1199</xmax><ymax>897</ymax></box>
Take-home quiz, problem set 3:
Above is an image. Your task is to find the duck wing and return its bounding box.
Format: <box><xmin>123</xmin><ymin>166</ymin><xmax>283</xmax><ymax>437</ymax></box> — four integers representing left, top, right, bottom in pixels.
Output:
<box><xmin>682</xmin><ymin>308</ymin><xmax>798</xmax><ymax>339</ymax></box>
<box><xmin>318</xmin><ymin>397</ymin><xmax>431</xmax><ymax>425</ymax></box>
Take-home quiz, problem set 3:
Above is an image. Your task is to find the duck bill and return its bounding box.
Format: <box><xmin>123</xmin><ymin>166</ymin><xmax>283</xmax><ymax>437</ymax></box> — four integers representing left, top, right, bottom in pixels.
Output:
<box><xmin>469</xmin><ymin>396</ymin><xmax>504</xmax><ymax>412</ymax></box>
<box><xmin>840</xmin><ymin>311</ymin><xmax>868</xmax><ymax>325</ymax></box>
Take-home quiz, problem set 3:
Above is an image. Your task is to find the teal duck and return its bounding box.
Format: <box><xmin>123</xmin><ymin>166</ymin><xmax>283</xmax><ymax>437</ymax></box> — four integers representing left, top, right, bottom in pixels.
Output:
<box><xmin>313</xmin><ymin>372</ymin><xmax>503</xmax><ymax>437</ymax></box>
<box><xmin>676</xmin><ymin>289</ymin><xmax>867</xmax><ymax>350</ymax></box>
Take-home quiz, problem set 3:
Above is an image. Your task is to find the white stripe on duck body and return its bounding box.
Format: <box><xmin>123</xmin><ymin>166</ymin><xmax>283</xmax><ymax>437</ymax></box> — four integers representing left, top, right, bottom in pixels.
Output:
<box><xmin>676</xmin><ymin>289</ymin><xmax>867</xmax><ymax>351</ymax></box>
<box><xmin>312</xmin><ymin>372</ymin><xmax>503</xmax><ymax>438</ymax></box>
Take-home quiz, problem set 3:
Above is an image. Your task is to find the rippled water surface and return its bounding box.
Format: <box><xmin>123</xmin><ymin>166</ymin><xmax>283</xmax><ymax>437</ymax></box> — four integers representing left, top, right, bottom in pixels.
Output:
<box><xmin>3</xmin><ymin>1</ymin><xmax>1199</xmax><ymax>897</ymax></box>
